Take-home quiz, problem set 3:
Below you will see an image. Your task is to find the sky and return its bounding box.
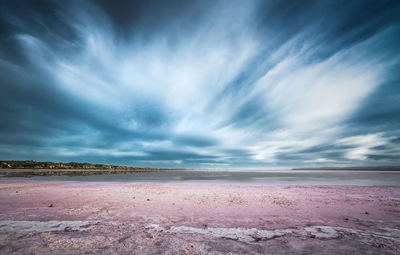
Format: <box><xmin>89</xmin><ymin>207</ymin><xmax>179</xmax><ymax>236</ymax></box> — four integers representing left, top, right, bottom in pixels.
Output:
<box><xmin>0</xmin><ymin>0</ymin><xmax>400</xmax><ymax>169</ymax></box>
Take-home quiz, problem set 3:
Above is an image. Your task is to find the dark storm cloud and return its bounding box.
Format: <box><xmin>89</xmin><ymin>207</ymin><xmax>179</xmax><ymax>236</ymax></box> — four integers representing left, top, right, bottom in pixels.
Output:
<box><xmin>0</xmin><ymin>0</ymin><xmax>399</xmax><ymax>168</ymax></box>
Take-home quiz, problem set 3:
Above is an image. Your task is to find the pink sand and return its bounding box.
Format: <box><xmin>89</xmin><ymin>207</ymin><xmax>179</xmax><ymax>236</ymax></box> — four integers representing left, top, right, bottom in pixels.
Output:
<box><xmin>0</xmin><ymin>181</ymin><xmax>399</xmax><ymax>254</ymax></box>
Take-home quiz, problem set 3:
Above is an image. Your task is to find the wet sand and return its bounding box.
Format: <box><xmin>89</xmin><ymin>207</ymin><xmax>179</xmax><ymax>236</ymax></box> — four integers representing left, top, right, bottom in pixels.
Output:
<box><xmin>3</xmin><ymin>169</ymin><xmax>400</xmax><ymax>185</ymax></box>
<box><xmin>0</xmin><ymin>181</ymin><xmax>399</xmax><ymax>254</ymax></box>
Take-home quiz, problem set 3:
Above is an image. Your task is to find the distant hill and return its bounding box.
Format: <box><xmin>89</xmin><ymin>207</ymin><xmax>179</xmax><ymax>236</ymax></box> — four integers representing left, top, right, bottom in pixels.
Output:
<box><xmin>0</xmin><ymin>160</ymin><xmax>155</xmax><ymax>171</ymax></box>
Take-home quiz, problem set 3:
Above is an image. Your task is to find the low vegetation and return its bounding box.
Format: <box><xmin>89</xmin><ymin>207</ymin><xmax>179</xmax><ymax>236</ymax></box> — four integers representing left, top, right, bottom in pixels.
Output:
<box><xmin>0</xmin><ymin>160</ymin><xmax>154</xmax><ymax>170</ymax></box>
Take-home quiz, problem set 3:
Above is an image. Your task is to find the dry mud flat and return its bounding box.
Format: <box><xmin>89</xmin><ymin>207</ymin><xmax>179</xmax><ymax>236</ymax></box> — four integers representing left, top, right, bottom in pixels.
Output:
<box><xmin>0</xmin><ymin>182</ymin><xmax>399</xmax><ymax>254</ymax></box>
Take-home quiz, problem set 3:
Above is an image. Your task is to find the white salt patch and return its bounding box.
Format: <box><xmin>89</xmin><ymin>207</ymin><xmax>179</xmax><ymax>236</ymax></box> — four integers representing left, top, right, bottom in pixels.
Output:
<box><xmin>372</xmin><ymin>228</ymin><xmax>400</xmax><ymax>242</ymax></box>
<box><xmin>0</xmin><ymin>220</ymin><xmax>95</xmax><ymax>233</ymax></box>
<box><xmin>381</xmin><ymin>228</ymin><xmax>400</xmax><ymax>238</ymax></box>
<box><xmin>147</xmin><ymin>224</ymin><xmax>296</xmax><ymax>243</ymax></box>
<box><xmin>147</xmin><ymin>224</ymin><xmax>400</xmax><ymax>243</ymax></box>
<box><xmin>304</xmin><ymin>226</ymin><xmax>339</xmax><ymax>239</ymax></box>
<box><xmin>333</xmin><ymin>227</ymin><xmax>400</xmax><ymax>243</ymax></box>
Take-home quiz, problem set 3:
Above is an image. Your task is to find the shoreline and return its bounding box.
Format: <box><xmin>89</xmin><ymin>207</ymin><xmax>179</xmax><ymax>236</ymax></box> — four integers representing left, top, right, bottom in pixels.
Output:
<box><xmin>1</xmin><ymin>168</ymin><xmax>400</xmax><ymax>177</ymax></box>
<box><xmin>2</xmin><ymin>179</ymin><xmax>400</xmax><ymax>188</ymax></box>
<box><xmin>0</xmin><ymin>168</ymin><xmax>164</xmax><ymax>178</ymax></box>
<box><xmin>2</xmin><ymin>169</ymin><xmax>400</xmax><ymax>187</ymax></box>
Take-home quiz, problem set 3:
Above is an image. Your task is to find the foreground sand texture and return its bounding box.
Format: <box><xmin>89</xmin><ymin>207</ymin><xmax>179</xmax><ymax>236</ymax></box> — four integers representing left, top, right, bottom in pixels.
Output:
<box><xmin>0</xmin><ymin>182</ymin><xmax>399</xmax><ymax>254</ymax></box>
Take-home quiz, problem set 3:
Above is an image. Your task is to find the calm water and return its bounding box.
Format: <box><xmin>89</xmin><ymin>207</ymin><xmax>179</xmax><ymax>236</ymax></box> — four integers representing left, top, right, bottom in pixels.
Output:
<box><xmin>2</xmin><ymin>170</ymin><xmax>400</xmax><ymax>185</ymax></box>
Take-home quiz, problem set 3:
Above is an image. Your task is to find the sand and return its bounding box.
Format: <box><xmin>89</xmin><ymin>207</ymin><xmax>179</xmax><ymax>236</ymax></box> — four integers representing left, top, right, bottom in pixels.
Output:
<box><xmin>0</xmin><ymin>181</ymin><xmax>399</xmax><ymax>254</ymax></box>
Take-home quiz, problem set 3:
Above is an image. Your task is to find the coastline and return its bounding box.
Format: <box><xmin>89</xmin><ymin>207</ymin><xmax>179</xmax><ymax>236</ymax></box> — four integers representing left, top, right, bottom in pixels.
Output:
<box><xmin>2</xmin><ymin>166</ymin><xmax>400</xmax><ymax>179</ymax></box>
<box><xmin>0</xmin><ymin>168</ymin><xmax>163</xmax><ymax>178</ymax></box>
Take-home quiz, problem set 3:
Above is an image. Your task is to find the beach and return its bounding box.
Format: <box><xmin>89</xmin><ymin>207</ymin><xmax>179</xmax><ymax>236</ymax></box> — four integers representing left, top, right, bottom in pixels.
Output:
<box><xmin>0</xmin><ymin>181</ymin><xmax>399</xmax><ymax>254</ymax></box>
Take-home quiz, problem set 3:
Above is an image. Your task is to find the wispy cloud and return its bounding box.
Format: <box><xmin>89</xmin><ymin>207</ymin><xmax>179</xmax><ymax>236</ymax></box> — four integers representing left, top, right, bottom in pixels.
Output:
<box><xmin>0</xmin><ymin>0</ymin><xmax>399</xmax><ymax>168</ymax></box>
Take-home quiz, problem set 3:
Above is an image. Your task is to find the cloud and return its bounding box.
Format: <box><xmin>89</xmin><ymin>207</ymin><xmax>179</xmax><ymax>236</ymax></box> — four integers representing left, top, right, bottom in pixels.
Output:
<box><xmin>0</xmin><ymin>0</ymin><xmax>399</xmax><ymax>168</ymax></box>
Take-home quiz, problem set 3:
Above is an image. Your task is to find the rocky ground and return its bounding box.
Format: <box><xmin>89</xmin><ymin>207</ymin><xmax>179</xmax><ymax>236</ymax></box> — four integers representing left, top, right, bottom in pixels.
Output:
<box><xmin>0</xmin><ymin>182</ymin><xmax>399</xmax><ymax>254</ymax></box>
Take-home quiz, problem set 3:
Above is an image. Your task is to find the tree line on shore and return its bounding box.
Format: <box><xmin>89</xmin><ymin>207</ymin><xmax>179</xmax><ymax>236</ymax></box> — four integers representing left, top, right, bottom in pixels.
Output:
<box><xmin>0</xmin><ymin>160</ymin><xmax>153</xmax><ymax>170</ymax></box>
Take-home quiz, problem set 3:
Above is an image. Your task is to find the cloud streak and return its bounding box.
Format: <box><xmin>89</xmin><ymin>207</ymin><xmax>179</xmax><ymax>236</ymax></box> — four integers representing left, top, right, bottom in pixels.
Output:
<box><xmin>0</xmin><ymin>0</ymin><xmax>399</xmax><ymax>168</ymax></box>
